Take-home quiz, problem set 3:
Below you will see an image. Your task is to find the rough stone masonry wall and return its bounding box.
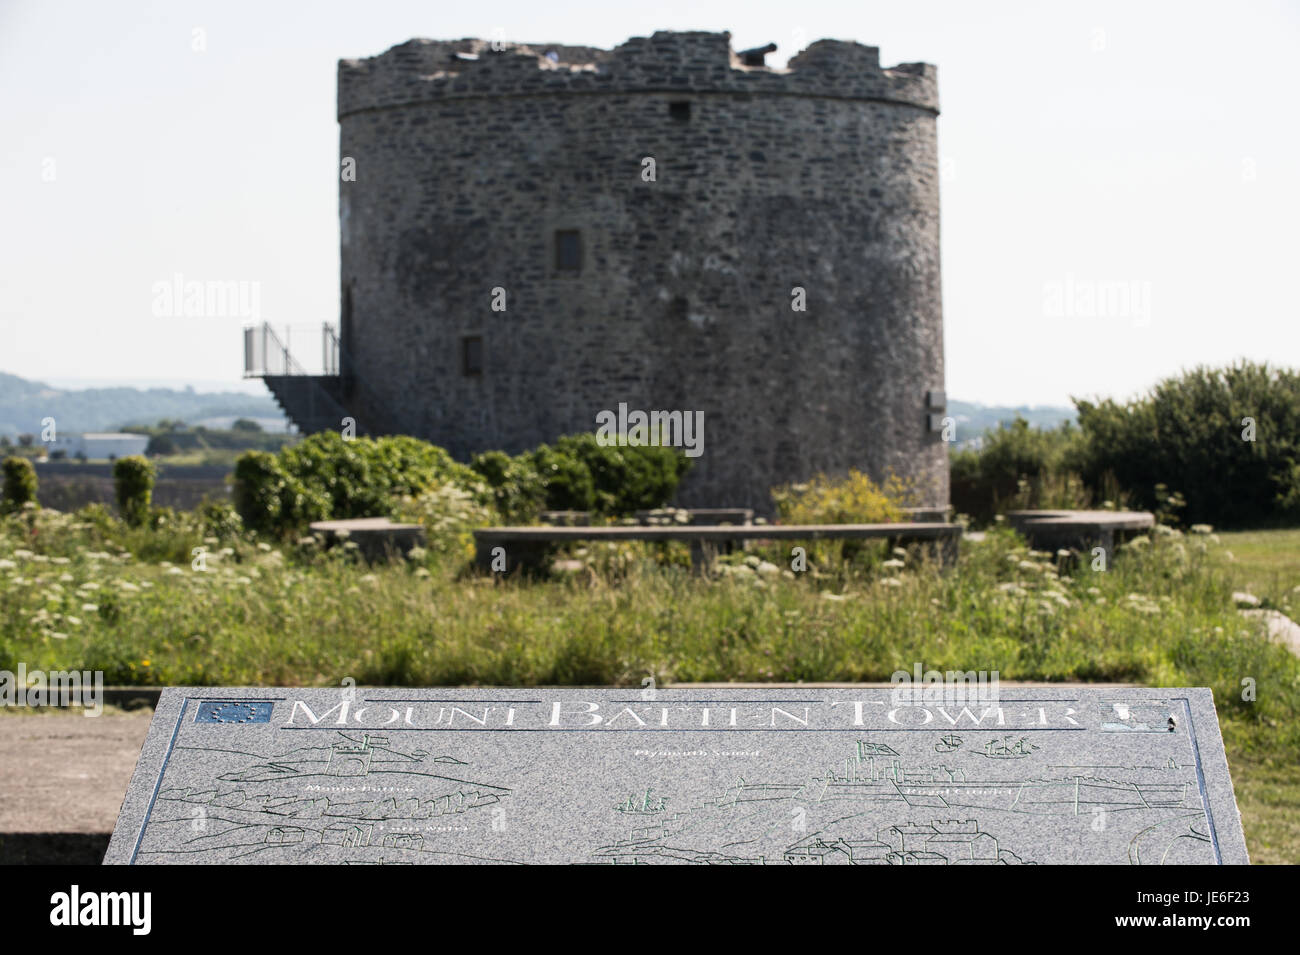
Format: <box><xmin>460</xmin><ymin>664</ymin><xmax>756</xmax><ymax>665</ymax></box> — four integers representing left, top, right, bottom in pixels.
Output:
<box><xmin>337</xmin><ymin>31</ymin><xmax>947</xmax><ymax>512</ymax></box>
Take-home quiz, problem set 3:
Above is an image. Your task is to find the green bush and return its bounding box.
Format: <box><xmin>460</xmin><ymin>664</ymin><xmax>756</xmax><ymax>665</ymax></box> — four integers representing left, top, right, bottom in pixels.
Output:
<box><xmin>1075</xmin><ymin>361</ymin><xmax>1300</xmax><ymax>527</ymax></box>
<box><xmin>112</xmin><ymin>455</ymin><xmax>155</xmax><ymax>527</ymax></box>
<box><xmin>530</xmin><ymin>443</ymin><xmax>595</xmax><ymax>512</ymax></box>
<box><xmin>470</xmin><ymin>450</ymin><xmax>547</xmax><ymax>523</ymax></box>
<box><xmin>546</xmin><ymin>434</ymin><xmax>691</xmax><ymax>515</ymax></box>
<box><xmin>1</xmin><ymin>456</ymin><xmax>38</xmax><ymax>513</ymax></box>
<box><xmin>278</xmin><ymin>432</ymin><xmax>480</xmax><ymax>520</ymax></box>
<box><xmin>232</xmin><ymin>430</ymin><xmax>691</xmax><ymax>538</ymax></box>
<box><xmin>772</xmin><ymin>469</ymin><xmax>908</xmax><ymax>524</ymax></box>
<box><xmin>949</xmin><ymin>418</ymin><xmax>1090</xmax><ymax>524</ymax></box>
<box><xmin>232</xmin><ymin>450</ymin><xmax>328</xmax><ymax>537</ymax></box>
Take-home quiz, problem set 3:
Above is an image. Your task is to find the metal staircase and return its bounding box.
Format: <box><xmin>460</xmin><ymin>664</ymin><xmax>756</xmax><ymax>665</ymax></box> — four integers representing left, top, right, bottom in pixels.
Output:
<box><xmin>243</xmin><ymin>323</ymin><xmax>380</xmax><ymax>436</ymax></box>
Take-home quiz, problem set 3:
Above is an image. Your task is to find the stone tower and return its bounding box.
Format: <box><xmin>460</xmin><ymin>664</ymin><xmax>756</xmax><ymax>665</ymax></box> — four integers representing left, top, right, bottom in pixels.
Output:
<box><xmin>333</xmin><ymin>31</ymin><xmax>947</xmax><ymax>511</ymax></box>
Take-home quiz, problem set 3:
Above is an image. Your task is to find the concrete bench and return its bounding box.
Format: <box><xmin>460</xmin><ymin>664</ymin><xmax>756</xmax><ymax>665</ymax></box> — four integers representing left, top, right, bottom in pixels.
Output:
<box><xmin>1005</xmin><ymin>509</ymin><xmax>1154</xmax><ymax>554</ymax></box>
<box><xmin>473</xmin><ymin>522</ymin><xmax>962</xmax><ymax>574</ymax></box>
<box><xmin>308</xmin><ymin>517</ymin><xmax>426</xmax><ymax>561</ymax></box>
<box><xmin>539</xmin><ymin>508</ymin><xmax>754</xmax><ymax>527</ymax></box>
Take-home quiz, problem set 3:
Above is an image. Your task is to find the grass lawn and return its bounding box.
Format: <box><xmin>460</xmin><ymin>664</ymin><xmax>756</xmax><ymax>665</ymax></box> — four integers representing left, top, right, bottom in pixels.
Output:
<box><xmin>1212</xmin><ymin>528</ymin><xmax>1300</xmax><ymax>604</ymax></box>
<box><xmin>2</xmin><ymin>506</ymin><xmax>1298</xmax><ymax>861</ymax></box>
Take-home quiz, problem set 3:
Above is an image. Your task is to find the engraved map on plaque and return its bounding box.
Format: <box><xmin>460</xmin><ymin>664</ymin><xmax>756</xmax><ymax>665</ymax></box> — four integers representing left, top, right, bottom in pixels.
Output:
<box><xmin>104</xmin><ymin>687</ymin><xmax>1249</xmax><ymax>865</ymax></box>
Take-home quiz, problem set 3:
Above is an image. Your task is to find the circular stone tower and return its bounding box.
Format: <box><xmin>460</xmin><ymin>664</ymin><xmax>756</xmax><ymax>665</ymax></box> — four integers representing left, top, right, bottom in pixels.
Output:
<box><xmin>336</xmin><ymin>31</ymin><xmax>947</xmax><ymax>511</ymax></box>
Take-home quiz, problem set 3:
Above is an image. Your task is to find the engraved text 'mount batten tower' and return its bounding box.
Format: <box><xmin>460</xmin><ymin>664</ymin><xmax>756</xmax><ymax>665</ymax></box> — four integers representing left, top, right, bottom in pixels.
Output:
<box><xmin>334</xmin><ymin>31</ymin><xmax>947</xmax><ymax>510</ymax></box>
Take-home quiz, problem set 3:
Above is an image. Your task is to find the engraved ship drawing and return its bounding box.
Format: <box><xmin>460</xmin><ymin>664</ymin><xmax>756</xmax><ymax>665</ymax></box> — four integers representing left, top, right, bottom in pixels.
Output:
<box><xmin>809</xmin><ymin>740</ymin><xmax>1191</xmax><ymax>814</ymax></box>
<box><xmin>591</xmin><ymin>737</ymin><xmax>1212</xmax><ymax>866</ymax></box>
<box><xmin>614</xmin><ymin>789</ymin><xmax>669</xmax><ymax>815</ymax></box>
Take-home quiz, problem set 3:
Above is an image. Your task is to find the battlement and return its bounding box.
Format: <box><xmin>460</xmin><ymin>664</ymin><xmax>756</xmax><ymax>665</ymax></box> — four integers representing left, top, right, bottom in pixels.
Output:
<box><xmin>338</xmin><ymin>30</ymin><xmax>938</xmax><ymax>119</ymax></box>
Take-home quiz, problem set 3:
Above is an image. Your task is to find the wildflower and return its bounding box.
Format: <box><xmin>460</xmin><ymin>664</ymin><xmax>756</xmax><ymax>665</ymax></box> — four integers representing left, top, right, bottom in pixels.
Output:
<box><xmin>82</xmin><ymin>603</ymin><xmax>98</xmax><ymax>612</ymax></box>
<box><xmin>881</xmin><ymin>559</ymin><xmax>905</xmax><ymax>570</ymax></box>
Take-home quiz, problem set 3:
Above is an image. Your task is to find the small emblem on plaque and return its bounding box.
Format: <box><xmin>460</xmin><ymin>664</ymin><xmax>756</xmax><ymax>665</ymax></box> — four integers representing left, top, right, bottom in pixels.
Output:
<box><xmin>195</xmin><ymin>701</ymin><xmax>274</xmax><ymax>724</ymax></box>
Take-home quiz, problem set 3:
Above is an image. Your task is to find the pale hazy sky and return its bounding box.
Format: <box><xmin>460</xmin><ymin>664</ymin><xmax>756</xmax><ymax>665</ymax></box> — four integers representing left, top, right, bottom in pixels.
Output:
<box><xmin>2</xmin><ymin>0</ymin><xmax>1296</xmax><ymax>406</ymax></box>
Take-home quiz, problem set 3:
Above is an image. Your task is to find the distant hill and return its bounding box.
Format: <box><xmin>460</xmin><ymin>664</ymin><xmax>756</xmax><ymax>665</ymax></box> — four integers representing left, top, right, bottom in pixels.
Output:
<box><xmin>0</xmin><ymin>372</ymin><xmax>286</xmax><ymax>436</ymax></box>
<box><xmin>0</xmin><ymin>370</ymin><xmax>1073</xmax><ymax>446</ymax></box>
<box><xmin>947</xmin><ymin>400</ymin><xmax>1077</xmax><ymax>447</ymax></box>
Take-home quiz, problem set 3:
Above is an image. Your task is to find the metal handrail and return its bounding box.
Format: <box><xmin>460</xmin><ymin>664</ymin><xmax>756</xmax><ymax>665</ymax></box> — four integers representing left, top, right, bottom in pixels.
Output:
<box><xmin>243</xmin><ymin>323</ymin><xmax>327</xmax><ymax>377</ymax></box>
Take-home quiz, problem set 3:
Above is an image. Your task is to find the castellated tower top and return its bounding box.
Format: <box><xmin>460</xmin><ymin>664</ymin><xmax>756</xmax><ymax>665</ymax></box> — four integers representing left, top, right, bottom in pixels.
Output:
<box><xmin>337</xmin><ymin>30</ymin><xmax>938</xmax><ymax>119</ymax></box>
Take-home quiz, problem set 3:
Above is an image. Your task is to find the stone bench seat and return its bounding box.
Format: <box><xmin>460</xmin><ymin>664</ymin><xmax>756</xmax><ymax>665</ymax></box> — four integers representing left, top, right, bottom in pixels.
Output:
<box><xmin>473</xmin><ymin>522</ymin><xmax>962</xmax><ymax>573</ymax></box>
<box><xmin>309</xmin><ymin>517</ymin><xmax>426</xmax><ymax>561</ymax></box>
<box><xmin>1005</xmin><ymin>510</ymin><xmax>1155</xmax><ymax>553</ymax></box>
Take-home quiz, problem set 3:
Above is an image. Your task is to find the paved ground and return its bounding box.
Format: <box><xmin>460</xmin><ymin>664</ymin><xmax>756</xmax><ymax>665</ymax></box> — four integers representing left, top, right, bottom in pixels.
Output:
<box><xmin>0</xmin><ymin>709</ymin><xmax>151</xmax><ymax>863</ymax></box>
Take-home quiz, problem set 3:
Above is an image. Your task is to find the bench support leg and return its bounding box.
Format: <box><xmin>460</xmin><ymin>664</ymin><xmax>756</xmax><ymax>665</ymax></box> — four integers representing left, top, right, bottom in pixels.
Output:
<box><xmin>689</xmin><ymin>541</ymin><xmax>717</xmax><ymax>575</ymax></box>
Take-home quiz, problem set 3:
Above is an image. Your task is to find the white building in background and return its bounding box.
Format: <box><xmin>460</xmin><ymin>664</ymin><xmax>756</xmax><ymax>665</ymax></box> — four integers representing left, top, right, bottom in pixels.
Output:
<box><xmin>48</xmin><ymin>432</ymin><xmax>150</xmax><ymax>460</ymax></box>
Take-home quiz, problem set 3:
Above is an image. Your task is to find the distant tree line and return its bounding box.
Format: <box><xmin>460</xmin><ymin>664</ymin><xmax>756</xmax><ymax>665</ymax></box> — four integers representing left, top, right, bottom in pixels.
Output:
<box><xmin>951</xmin><ymin>361</ymin><xmax>1300</xmax><ymax>528</ymax></box>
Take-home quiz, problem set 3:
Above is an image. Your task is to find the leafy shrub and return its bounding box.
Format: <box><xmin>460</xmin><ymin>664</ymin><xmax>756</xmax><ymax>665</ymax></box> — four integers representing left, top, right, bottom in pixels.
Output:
<box><xmin>529</xmin><ymin>444</ymin><xmax>596</xmax><ymax>512</ymax></box>
<box><xmin>112</xmin><ymin>455</ymin><xmax>155</xmax><ymax>527</ymax></box>
<box><xmin>949</xmin><ymin>418</ymin><xmax>1092</xmax><ymax>524</ymax></box>
<box><xmin>232</xmin><ymin>450</ymin><xmax>329</xmax><ymax>537</ymax></box>
<box><xmin>197</xmin><ymin>498</ymin><xmax>245</xmax><ymax>543</ymax></box>
<box><xmin>278</xmin><ymin>432</ymin><xmax>480</xmax><ymax>520</ymax></box>
<box><xmin>771</xmin><ymin>469</ymin><xmax>908</xmax><ymax>524</ymax></box>
<box><xmin>549</xmin><ymin>434</ymin><xmax>691</xmax><ymax>515</ymax></box>
<box><xmin>232</xmin><ymin>430</ymin><xmax>691</xmax><ymax>538</ymax></box>
<box><xmin>396</xmin><ymin>484</ymin><xmax>494</xmax><ymax>563</ymax></box>
<box><xmin>470</xmin><ymin>450</ymin><xmax>547</xmax><ymax>523</ymax></box>
<box><xmin>1</xmin><ymin>456</ymin><xmax>38</xmax><ymax>513</ymax></box>
<box><xmin>1075</xmin><ymin>361</ymin><xmax>1300</xmax><ymax>527</ymax></box>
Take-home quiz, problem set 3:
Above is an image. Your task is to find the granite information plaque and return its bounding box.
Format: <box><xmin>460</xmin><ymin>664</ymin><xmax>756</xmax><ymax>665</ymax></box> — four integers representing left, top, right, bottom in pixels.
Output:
<box><xmin>104</xmin><ymin>687</ymin><xmax>1249</xmax><ymax>864</ymax></box>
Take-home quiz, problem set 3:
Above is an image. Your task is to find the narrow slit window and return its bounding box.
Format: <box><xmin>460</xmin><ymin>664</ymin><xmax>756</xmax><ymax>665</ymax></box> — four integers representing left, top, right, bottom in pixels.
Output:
<box><xmin>462</xmin><ymin>335</ymin><xmax>483</xmax><ymax>376</ymax></box>
<box><xmin>555</xmin><ymin>229</ymin><xmax>582</xmax><ymax>271</ymax></box>
<box><xmin>669</xmin><ymin>100</ymin><xmax>691</xmax><ymax>121</ymax></box>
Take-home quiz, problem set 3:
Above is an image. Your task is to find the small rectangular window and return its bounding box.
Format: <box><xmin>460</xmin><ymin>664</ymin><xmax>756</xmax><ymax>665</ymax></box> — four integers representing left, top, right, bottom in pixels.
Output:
<box><xmin>669</xmin><ymin>101</ymin><xmax>691</xmax><ymax>121</ymax></box>
<box><xmin>462</xmin><ymin>335</ymin><xmax>483</xmax><ymax>376</ymax></box>
<box><xmin>555</xmin><ymin>229</ymin><xmax>581</xmax><ymax>271</ymax></box>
